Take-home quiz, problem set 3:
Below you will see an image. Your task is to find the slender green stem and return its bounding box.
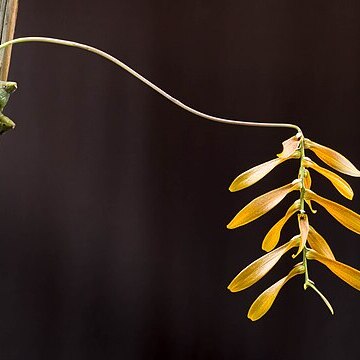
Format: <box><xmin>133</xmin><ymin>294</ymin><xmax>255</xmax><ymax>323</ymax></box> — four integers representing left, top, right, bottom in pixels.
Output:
<box><xmin>297</xmin><ymin>134</ymin><xmax>311</xmax><ymax>288</ymax></box>
<box><xmin>297</xmin><ymin>137</ymin><xmax>334</xmax><ymax>314</ymax></box>
<box><xmin>0</xmin><ymin>36</ymin><xmax>301</xmax><ymax>132</ymax></box>
<box><xmin>302</xmin><ymin>246</ymin><xmax>310</xmax><ymax>286</ymax></box>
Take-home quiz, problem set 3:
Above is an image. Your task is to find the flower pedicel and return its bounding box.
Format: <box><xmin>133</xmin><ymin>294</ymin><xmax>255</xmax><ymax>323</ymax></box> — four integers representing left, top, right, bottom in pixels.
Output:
<box><xmin>227</xmin><ymin>132</ymin><xmax>360</xmax><ymax>320</ymax></box>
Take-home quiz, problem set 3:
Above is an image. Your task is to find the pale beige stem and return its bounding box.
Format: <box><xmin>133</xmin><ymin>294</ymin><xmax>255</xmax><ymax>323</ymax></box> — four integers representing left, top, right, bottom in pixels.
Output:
<box><xmin>0</xmin><ymin>36</ymin><xmax>302</xmax><ymax>133</ymax></box>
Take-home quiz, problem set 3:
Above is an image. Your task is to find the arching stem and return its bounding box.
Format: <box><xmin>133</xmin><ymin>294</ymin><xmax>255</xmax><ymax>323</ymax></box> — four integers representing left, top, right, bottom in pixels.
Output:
<box><xmin>0</xmin><ymin>36</ymin><xmax>301</xmax><ymax>133</ymax></box>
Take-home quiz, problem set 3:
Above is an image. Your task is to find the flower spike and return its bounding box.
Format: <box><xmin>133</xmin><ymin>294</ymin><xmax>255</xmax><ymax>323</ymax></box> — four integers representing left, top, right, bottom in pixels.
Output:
<box><xmin>228</xmin><ymin>132</ymin><xmax>360</xmax><ymax>320</ymax></box>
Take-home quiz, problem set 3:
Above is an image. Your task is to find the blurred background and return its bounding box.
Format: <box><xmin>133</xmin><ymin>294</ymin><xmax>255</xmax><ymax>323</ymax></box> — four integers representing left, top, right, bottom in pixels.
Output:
<box><xmin>1</xmin><ymin>1</ymin><xmax>360</xmax><ymax>359</ymax></box>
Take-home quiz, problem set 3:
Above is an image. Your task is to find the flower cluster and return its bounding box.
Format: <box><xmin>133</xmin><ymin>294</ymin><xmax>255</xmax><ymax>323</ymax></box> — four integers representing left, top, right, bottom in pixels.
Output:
<box><xmin>227</xmin><ymin>132</ymin><xmax>360</xmax><ymax>321</ymax></box>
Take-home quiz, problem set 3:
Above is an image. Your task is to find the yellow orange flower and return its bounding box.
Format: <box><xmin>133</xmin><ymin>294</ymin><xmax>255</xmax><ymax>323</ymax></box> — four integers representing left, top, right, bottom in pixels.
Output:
<box><xmin>304</xmin><ymin>139</ymin><xmax>360</xmax><ymax>177</ymax></box>
<box><xmin>307</xmin><ymin>226</ymin><xmax>335</xmax><ymax>260</ymax></box>
<box><xmin>247</xmin><ymin>263</ymin><xmax>304</xmax><ymax>321</ymax></box>
<box><xmin>307</xmin><ymin>250</ymin><xmax>360</xmax><ymax>290</ymax></box>
<box><xmin>262</xmin><ymin>200</ymin><xmax>300</xmax><ymax>252</ymax></box>
<box><xmin>227</xmin><ymin>132</ymin><xmax>360</xmax><ymax>320</ymax></box>
<box><xmin>304</xmin><ymin>190</ymin><xmax>360</xmax><ymax>234</ymax></box>
<box><xmin>227</xmin><ymin>180</ymin><xmax>301</xmax><ymax>229</ymax></box>
<box><xmin>229</xmin><ymin>157</ymin><xmax>288</xmax><ymax>192</ymax></box>
<box><xmin>303</xmin><ymin>157</ymin><xmax>353</xmax><ymax>200</ymax></box>
<box><xmin>228</xmin><ymin>237</ymin><xmax>299</xmax><ymax>292</ymax></box>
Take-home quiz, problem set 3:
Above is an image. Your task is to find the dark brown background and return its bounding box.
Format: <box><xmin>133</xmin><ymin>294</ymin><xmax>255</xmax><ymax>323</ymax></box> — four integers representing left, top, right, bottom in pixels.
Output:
<box><xmin>1</xmin><ymin>1</ymin><xmax>360</xmax><ymax>359</ymax></box>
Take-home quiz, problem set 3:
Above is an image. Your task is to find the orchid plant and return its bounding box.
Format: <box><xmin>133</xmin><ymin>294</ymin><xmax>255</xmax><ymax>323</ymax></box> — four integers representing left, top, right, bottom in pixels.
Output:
<box><xmin>0</xmin><ymin>37</ymin><xmax>359</xmax><ymax>322</ymax></box>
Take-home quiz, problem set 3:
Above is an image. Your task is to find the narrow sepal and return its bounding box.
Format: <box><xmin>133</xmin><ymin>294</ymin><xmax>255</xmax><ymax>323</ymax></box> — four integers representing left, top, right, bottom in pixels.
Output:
<box><xmin>227</xmin><ymin>238</ymin><xmax>298</xmax><ymax>292</ymax></box>
<box><xmin>304</xmin><ymin>168</ymin><xmax>312</xmax><ymax>189</ymax></box>
<box><xmin>262</xmin><ymin>200</ymin><xmax>300</xmax><ymax>252</ymax></box>
<box><xmin>227</xmin><ymin>180</ymin><xmax>301</xmax><ymax>229</ymax></box>
<box><xmin>307</xmin><ymin>250</ymin><xmax>360</xmax><ymax>291</ymax></box>
<box><xmin>307</xmin><ymin>226</ymin><xmax>335</xmax><ymax>260</ymax></box>
<box><xmin>247</xmin><ymin>264</ymin><xmax>304</xmax><ymax>321</ymax></box>
<box><xmin>229</xmin><ymin>158</ymin><xmax>286</xmax><ymax>192</ymax></box>
<box><xmin>304</xmin><ymin>139</ymin><xmax>360</xmax><ymax>177</ymax></box>
<box><xmin>303</xmin><ymin>169</ymin><xmax>317</xmax><ymax>213</ymax></box>
<box><xmin>277</xmin><ymin>134</ymin><xmax>301</xmax><ymax>158</ymax></box>
<box><xmin>303</xmin><ymin>157</ymin><xmax>354</xmax><ymax>200</ymax></box>
<box><xmin>292</xmin><ymin>213</ymin><xmax>309</xmax><ymax>258</ymax></box>
<box><xmin>304</xmin><ymin>190</ymin><xmax>360</xmax><ymax>234</ymax></box>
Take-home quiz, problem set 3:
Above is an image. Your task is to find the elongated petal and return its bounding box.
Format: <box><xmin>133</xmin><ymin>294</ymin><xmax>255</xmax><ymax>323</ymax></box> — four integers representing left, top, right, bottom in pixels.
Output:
<box><xmin>277</xmin><ymin>133</ymin><xmax>301</xmax><ymax>158</ymax></box>
<box><xmin>304</xmin><ymin>168</ymin><xmax>312</xmax><ymax>189</ymax></box>
<box><xmin>307</xmin><ymin>250</ymin><xmax>360</xmax><ymax>290</ymax></box>
<box><xmin>227</xmin><ymin>180</ymin><xmax>301</xmax><ymax>229</ymax></box>
<box><xmin>307</xmin><ymin>226</ymin><xmax>335</xmax><ymax>260</ymax></box>
<box><xmin>228</xmin><ymin>238</ymin><xmax>298</xmax><ymax>292</ymax></box>
<box><xmin>303</xmin><ymin>157</ymin><xmax>353</xmax><ymax>200</ymax></box>
<box><xmin>303</xmin><ymin>169</ymin><xmax>317</xmax><ymax>213</ymax></box>
<box><xmin>247</xmin><ymin>264</ymin><xmax>305</xmax><ymax>321</ymax></box>
<box><xmin>304</xmin><ymin>139</ymin><xmax>360</xmax><ymax>177</ymax></box>
<box><xmin>292</xmin><ymin>213</ymin><xmax>309</xmax><ymax>258</ymax></box>
<box><xmin>304</xmin><ymin>190</ymin><xmax>360</xmax><ymax>234</ymax></box>
<box><xmin>229</xmin><ymin>158</ymin><xmax>287</xmax><ymax>192</ymax></box>
<box><xmin>262</xmin><ymin>200</ymin><xmax>300</xmax><ymax>252</ymax></box>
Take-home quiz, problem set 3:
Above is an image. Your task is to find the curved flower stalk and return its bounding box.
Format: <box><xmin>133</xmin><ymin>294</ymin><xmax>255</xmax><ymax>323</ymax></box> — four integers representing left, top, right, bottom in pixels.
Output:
<box><xmin>228</xmin><ymin>135</ymin><xmax>360</xmax><ymax>320</ymax></box>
